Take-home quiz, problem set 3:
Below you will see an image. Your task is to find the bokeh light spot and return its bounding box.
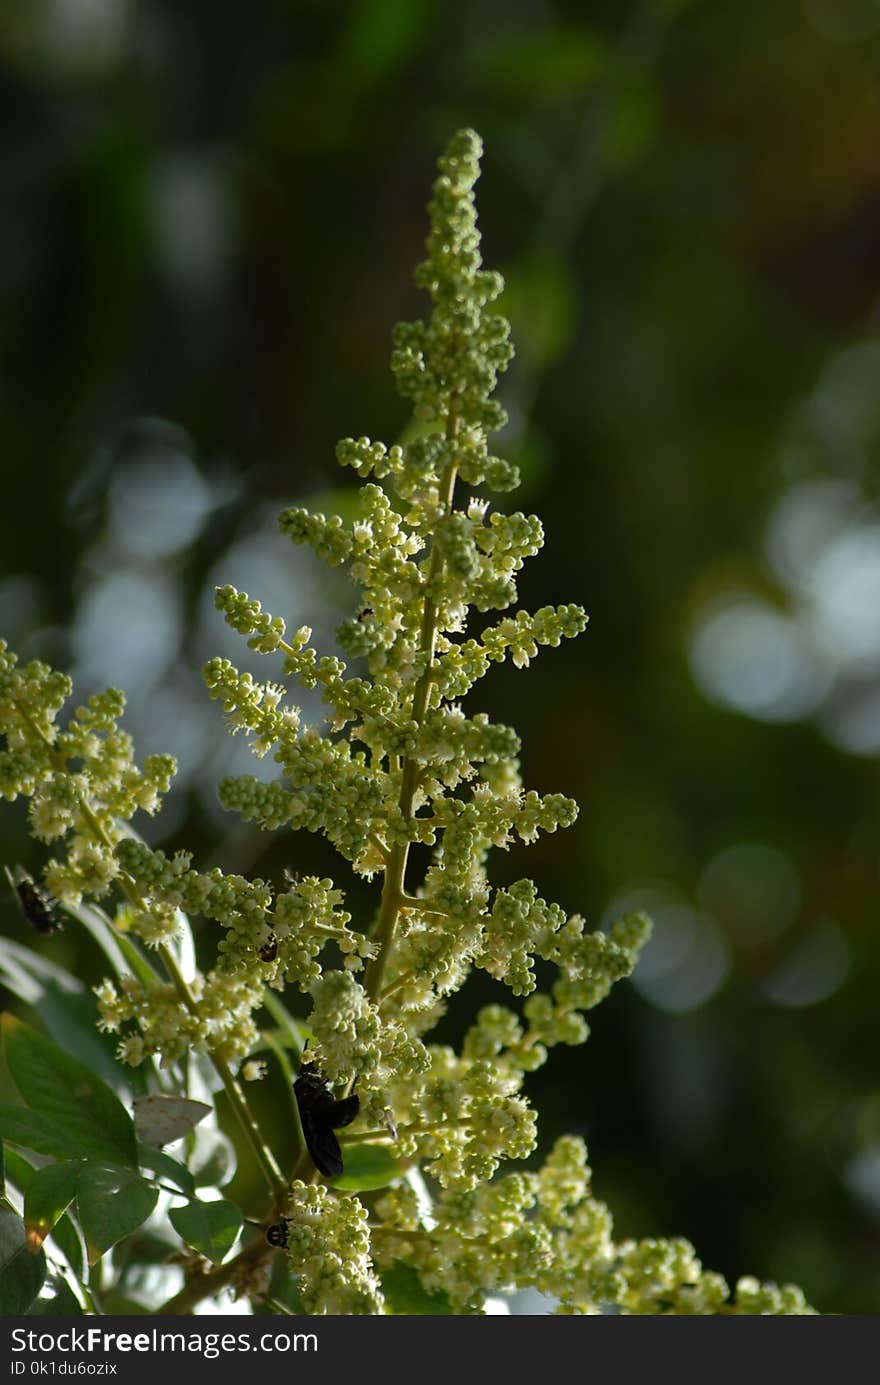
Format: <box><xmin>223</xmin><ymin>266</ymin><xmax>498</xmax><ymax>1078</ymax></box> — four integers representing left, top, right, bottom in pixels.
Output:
<box><xmin>689</xmin><ymin>598</ymin><xmax>824</xmax><ymax>721</ymax></box>
<box><xmin>632</xmin><ymin>908</ymin><xmax>729</xmax><ymax>1014</ymax></box>
<box><xmin>762</xmin><ymin>920</ymin><xmax>850</xmax><ymax>1008</ymax></box>
<box><xmin>698</xmin><ymin>842</ymin><xmax>800</xmax><ymax>945</ymax></box>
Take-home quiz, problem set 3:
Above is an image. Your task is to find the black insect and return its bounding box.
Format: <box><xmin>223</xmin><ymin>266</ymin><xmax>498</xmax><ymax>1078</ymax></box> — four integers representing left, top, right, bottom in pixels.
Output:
<box><xmin>4</xmin><ymin>866</ymin><xmax>64</xmax><ymax>935</ymax></box>
<box><xmin>266</xmin><ymin>1219</ymin><xmax>290</xmax><ymax>1249</ymax></box>
<box><xmin>258</xmin><ymin>932</ymin><xmax>278</xmax><ymax>963</ymax></box>
<box><xmin>294</xmin><ymin>1065</ymin><xmax>360</xmax><ymax>1179</ymax></box>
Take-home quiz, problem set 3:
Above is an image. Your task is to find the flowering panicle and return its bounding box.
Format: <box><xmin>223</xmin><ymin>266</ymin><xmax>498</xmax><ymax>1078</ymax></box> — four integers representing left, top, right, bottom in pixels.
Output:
<box><xmin>0</xmin><ymin>130</ymin><xmax>814</xmax><ymax>1316</ymax></box>
<box><xmin>372</xmin><ymin>1135</ymin><xmax>814</xmax><ymax>1315</ymax></box>
<box><xmin>0</xmin><ymin>644</ymin><xmax>175</xmax><ymax>905</ymax></box>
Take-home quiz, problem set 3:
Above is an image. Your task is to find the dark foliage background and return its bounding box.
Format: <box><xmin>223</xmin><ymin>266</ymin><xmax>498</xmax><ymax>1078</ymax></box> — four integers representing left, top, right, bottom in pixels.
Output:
<box><xmin>2</xmin><ymin>0</ymin><xmax>880</xmax><ymax>1312</ymax></box>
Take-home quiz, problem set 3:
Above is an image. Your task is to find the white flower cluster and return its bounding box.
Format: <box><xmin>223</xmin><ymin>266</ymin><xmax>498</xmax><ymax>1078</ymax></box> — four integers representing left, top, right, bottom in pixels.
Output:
<box><xmin>116</xmin><ymin>838</ymin><xmax>370</xmax><ymax>985</ymax></box>
<box><xmin>95</xmin><ymin>969</ymin><xmax>263</xmax><ymax>1067</ymax></box>
<box><xmin>280</xmin><ymin>1182</ymin><xmax>383</xmax><ymax>1315</ymax></box>
<box><xmin>0</xmin><ymin>645</ymin><xmax>175</xmax><ymax>906</ymax></box>
<box><xmin>372</xmin><ymin>1134</ymin><xmax>814</xmax><ymax>1315</ymax></box>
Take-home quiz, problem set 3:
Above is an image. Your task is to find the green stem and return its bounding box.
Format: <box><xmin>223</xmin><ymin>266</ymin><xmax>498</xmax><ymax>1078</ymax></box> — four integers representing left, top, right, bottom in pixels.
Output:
<box><xmin>397</xmin><ymin>896</ymin><xmax>449</xmax><ymax>917</ymax></box>
<box><xmin>363</xmin><ymin>440</ymin><xmax>459</xmax><ymax>1003</ymax></box>
<box><xmin>378</xmin><ymin>970</ymin><xmax>420</xmax><ymax>1003</ymax></box>
<box><xmin>159</xmin><ymin>945</ymin><xmax>285</xmax><ymax>1198</ymax></box>
<box><xmin>339</xmin><ymin>1118</ymin><xmax>459</xmax><ymax>1145</ymax></box>
<box><xmin>368</xmin><ymin>832</ymin><xmax>390</xmax><ymax>864</ymax></box>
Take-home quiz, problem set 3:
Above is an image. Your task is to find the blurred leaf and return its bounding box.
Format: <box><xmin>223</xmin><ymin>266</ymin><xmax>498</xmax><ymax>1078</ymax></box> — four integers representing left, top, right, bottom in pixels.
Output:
<box><xmin>340</xmin><ymin>0</ymin><xmax>431</xmax><ymax>87</ymax></box>
<box><xmin>0</xmin><ymin>1106</ymin><xmax>86</xmax><ymax>1161</ymax></box>
<box><xmin>260</xmin><ymin>991</ymin><xmax>308</xmax><ymax>1059</ymax></box>
<box><xmin>295</xmin><ymin>487</ymin><xmax>362</xmax><ymax>525</ymax></box>
<box><xmin>101</xmin><ymin>1293</ymin><xmax>150</xmax><ymax>1314</ymax></box>
<box><xmin>27</xmin><ymin>1277</ymin><xmax>83</xmax><ymax>1315</ymax></box>
<box><xmin>253</xmin><ymin>1258</ymin><xmax>307</xmax><ymax>1315</ymax></box>
<box><xmin>3</xmin><ymin>1146</ymin><xmax>34</xmax><ymax>1195</ymax></box>
<box><xmin>3</xmin><ymin>1014</ymin><xmax>137</xmax><ymax>1166</ymax></box>
<box><xmin>110</xmin><ymin>925</ymin><xmax>163</xmax><ymax>989</ymax></box>
<box><xmin>599</xmin><ymin>73</ymin><xmax>659</xmax><ymax>172</ymax></box>
<box><xmin>76</xmin><ymin>1165</ymin><xmax>158</xmax><ymax>1263</ymax></box>
<box><xmin>332</xmin><ymin>1143</ymin><xmax>405</xmax><ymax>1192</ymax></box>
<box><xmin>0</xmin><ymin>937</ymin><xmax>131</xmax><ymax>1091</ymax></box>
<box><xmin>502</xmin><ymin>425</ymin><xmax>555</xmax><ymax>503</ymax></box>
<box><xmin>473</xmin><ymin>27</ymin><xmax>605</xmax><ymax>101</ymax></box>
<box><xmin>136</xmin><ymin>1144</ymin><xmax>194</xmax><ymax>1196</ymax></box>
<box><xmin>47</xmin><ymin>1207</ymin><xmax>86</xmax><ymax>1283</ymax></box>
<box><xmin>112</xmin><ymin>1230</ymin><xmax>185</xmax><ymax>1309</ymax></box>
<box><xmin>169</xmin><ymin>1199</ymin><xmax>242</xmax><ymax>1264</ymax></box>
<box><xmin>0</xmin><ymin>1210</ymin><xmax>45</xmax><ymax>1314</ymax></box>
<box><xmin>24</xmin><ymin>1161</ymin><xmax>81</xmax><ymax>1244</ymax></box>
<box><xmin>501</xmin><ymin>255</ymin><xmax>577</xmax><ymax>369</ymax></box>
<box><xmin>68</xmin><ymin>901</ymin><xmax>144</xmax><ymax>982</ymax></box>
<box><xmin>260</xmin><ymin>1030</ymin><xmax>299</xmax><ymax>1119</ymax></box>
<box><xmin>189</xmin><ymin>1125</ymin><xmax>236</xmax><ymax>1189</ymax></box>
<box><xmin>380</xmin><ymin>1261</ymin><xmax>452</xmax><ymax>1314</ymax></box>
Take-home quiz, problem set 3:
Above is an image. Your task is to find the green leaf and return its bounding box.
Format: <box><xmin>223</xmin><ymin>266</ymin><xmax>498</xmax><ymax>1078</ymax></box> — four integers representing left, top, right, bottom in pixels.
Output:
<box><xmin>599</xmin><ymin>73</ymin><xmax>659</xmax><ymax>172</ymax></box>
<box><xmin>76</xmin><ymin>1165</ymin><xmax>157</xmax><ymax>1263</ymax></box>
<box><xmin>169</xmin><ymin>1199</ymin><xmax>243</xmax><ymax>1264</ymax></box>
<box><xmin>25</xmin><ymin>1161</ymin><xmax>82</xmax><ymax>1242</ymax></box>
<box><xmin>189</xmin><ymin>1126</ymin><xmax>236</xmax><ymax>1189</ymax></box>
<box><xmin>260</xmin><ymin>1030</ymin><xmax>301</xmax><ymax>1137</ymax></box>
<box><xmin>260</xmin><ymin>991</ymin><xmax>308</xmax><ymax>1058</ymax></box>
<box><xmin>3</xmin><ymin>1015</ymin><xmax>137</xmax><ymax>1166</ymax></box>
<box><xmin>48</xmin><ymin>1209</ymin><xmax>86</xmax><ymax>1283</ymax></box>
<box><xmin>0</xmin><ymin>1209</ymin><xmax>46</xmax><ymax>1313</ymax></box>
<box><xmin>136</xmin><ymin>1143</ymin><xmax>194</xmax><ymax>1196</ymax></box>
<box><xmin>65</xmin><ymin>900</ymin><xmax>130</xmax><ymax>978</ymax></box>
<box><xmin>1</xmin><ymin>1150</ymin><xmax>85</xmax><ymax>1280</ymax></box>
<box><xmin>340</xmin><ymin>0</ymin><xmax>430</xmax><ymax>87</ymax></box>
<box><xmin>102</xmin><ymin>1292</ymin><xmax>150</xmax><ymax>1314</ymax></box>
<box><xmin>27</xmin><ymin>1276</ymin><xmax>83</xmax><ymax>1315</ymax></box>
<box><xmin>332</xmin><ymin>1142</ymin><xmax>405</xmax><ymax>1192</ymax></box>
<box><xmin>380</xmin><ymin>1261</ymin><xmax>452</xmax><ymax>1315</ymax></box>
<box><xmin>473</xmin><ymin>26</ymin><xmax>605</xmax><ymax>101</ymax></box>
<box><xmin>3</xmin><ymin>1147</ymin><xmax>35</xmax><ymax>1194</ymax></box>
<box><xmin>0</xmin><ymin>938</ymin><xmax>134</xmax><ymax>1092</ymax></box>
<box><xmin>107</xmin><ymin>918</ymin><xmax>163</xmax><ymax>988</ymax></box>
<box><xmin>252</xmin><ymin>1259</ymin><xmax>307</xmax><ymax>1315</ymax></box>
<box><xmin>501</xmin><ymin>255</ymin><xmax>577</xmax><ymax>370</ymax></box>
<box><xmin>0</xmin><ymin>1105</ymin><xmax>88</xmax><ymax>1160</ymax></box>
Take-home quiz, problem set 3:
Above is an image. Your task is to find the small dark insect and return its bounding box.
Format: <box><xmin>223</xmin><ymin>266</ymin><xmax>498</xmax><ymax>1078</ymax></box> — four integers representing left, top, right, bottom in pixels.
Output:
<box><xmin>266</xmin><ymin>1219</ymin><xmax>290</xmax><ymax>1250</ymax></box>
<box><xmin>4</xmin><ymin>866</ymin><xmax>64</xmax><ymax>935</ymax></box>
<box><xmin>294</xmin><ymin>1065</ymin><xmax>360</xmax><ymax>1179</ymax></box>
<box><xmin>258</xmin><ymin>932</ymin><xmax>278</xmax><ymax>963</ymax></box>
<box><xmin>384</xmin><ymin>1107</ymin><xmax>399</xmax><ymax>1142</ymax></box>
<box><xmin>355</xmin><ymin>607</ymin><xmax>373</xmax><ymax>622</ymax></box>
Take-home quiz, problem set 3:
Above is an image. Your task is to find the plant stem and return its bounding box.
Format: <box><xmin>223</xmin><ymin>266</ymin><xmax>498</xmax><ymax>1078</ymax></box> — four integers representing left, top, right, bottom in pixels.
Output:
<box><xmin>363</xmin><ymin>441</ymin><xmax>459</xmax><ymax>1003</ymax></box>
<box><xmin>159</xmin><ymin>945</ymin><xmax>286</xmax><ymax>1198</ymax></box>
<box><xmin>159</xmin><ymin>1233</ymin><xmax>272</xmax><ymax>1315</ymax></box>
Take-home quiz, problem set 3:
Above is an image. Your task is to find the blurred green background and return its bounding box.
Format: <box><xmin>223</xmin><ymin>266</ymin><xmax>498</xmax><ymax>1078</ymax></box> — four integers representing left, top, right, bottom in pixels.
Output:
<box><xmin>2</xmin><ymin>0</ymin><xmax>880</xmax><ymax>1313</ymax></box>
